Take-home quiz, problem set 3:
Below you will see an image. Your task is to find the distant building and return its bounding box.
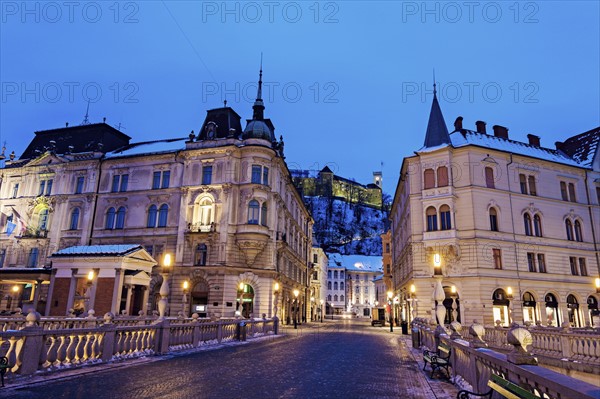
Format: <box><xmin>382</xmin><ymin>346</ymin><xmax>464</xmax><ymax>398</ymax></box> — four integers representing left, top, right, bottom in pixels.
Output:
<box><xmin>310</xmin><ymin>245</ymin><xmax>328</xmax><ymax>321</ymax></box>
<box><xmin>325</xmin><ymin>256</ymin><xmax>345</xmax><ymax>315</ymax></box>
<box><xmin>389</xmin><ymin>87</ymin><xmax>600</xmax><ymax>327</ymax></box>
<box><xmin>291</xmin><ymin>167</ymin><xmax>382</xmax><ymax>209</ymax></box>
<box><xmin>0</xmin><ymin>69</ymin><xmax>313</xmax><ymax>322</ymax></box>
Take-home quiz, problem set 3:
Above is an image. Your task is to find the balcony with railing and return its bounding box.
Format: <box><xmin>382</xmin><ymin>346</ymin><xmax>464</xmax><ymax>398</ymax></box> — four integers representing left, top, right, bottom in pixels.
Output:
<box><xmin>186</xmin><ymin>222</ymin><xmax>216</xmax><ymax>233</ymax></box>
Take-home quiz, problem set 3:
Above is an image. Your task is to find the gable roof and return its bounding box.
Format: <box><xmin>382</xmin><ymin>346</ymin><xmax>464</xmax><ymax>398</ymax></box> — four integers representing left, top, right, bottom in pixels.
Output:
<box><xmin>52</xmin><ymin>244</ymin><xmax>144</xmax><ymax>257</ymax></box>
<box><xmin>556</xmin><ymin>126</ymin><xmax>600</xmax><ymax>169</ymax></box>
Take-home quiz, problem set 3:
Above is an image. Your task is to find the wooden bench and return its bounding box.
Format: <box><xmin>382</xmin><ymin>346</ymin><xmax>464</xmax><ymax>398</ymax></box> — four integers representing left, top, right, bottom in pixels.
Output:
<box><xmin>0</xmin><ymin>356</ymin><xmax>9</xmax><ymax>387</ymax></box>
<box><xmin>456</xmin><ymin>373</ymin><xmax>538</xmax><ymax>399</ymax></box>
<box><xmin>423</xmin><ymin>343</ymin><xmax>451</xmax><ymax>379</ymax></box>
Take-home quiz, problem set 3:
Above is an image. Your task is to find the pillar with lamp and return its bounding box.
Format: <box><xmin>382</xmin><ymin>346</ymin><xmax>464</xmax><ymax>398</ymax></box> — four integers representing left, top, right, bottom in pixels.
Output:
<box><xmin>237</xmin><ymin>282</ymin><xmax>246</xmax><ymax>318</ymax></box>
<box><xmin>506</xmin><ymin>286</ymin><xmax>514</xmax><ymax>325</ymax></box>
<box><xmin>407</xmin><ymin>283</ymin><xmax>417</xmax><ymax>322</ymax></box>
<box><xmin>11</xmin><ymin>285</ymin><xmax>20</xmax><ymax>312</ymax></box>
<box><xmin>84</xmin><ymin>270</ymin><xmax>95</xmax><ymax>314</ymax></box>
<box><xmin>319</xmin><ymin>299</ymin><xmax>324</xmax><ymax>322</ymax></box>
<box><xmin>182</xmin><ymin>280</ymin><xmax>189</xmax><ymax>318</ymax></box>
<box><xmin>387</xmin><ymin>290</ymin><xmax>393</xmax><ymax>332</ymax></box>
<box><xmin>293</xmin><ymin>289</ymin><xmax>299</xmax><ymax>329</ymax></box>
<box><xmin>273</xmin><ymin>282</ymin><xmax>279</xmax><ymax>319</ymax></box>
<box><xmin>450</xmin><ymin>285</ymin><xmax>458</xmax><ymax>323</ymax></box>
<box><xmin>432</xmin><ymin>252</ymin><xmax>446</xmax><ymax>327</ymax></box>
<box><xmin>310</xmin><ymin>296</ymin><xmax>315</xmax><ymax>321</ymax></box>
<box><xmin>156</xmin><ymin>253</ymin><xmax>171</xmax><ymax>321</ymax></box>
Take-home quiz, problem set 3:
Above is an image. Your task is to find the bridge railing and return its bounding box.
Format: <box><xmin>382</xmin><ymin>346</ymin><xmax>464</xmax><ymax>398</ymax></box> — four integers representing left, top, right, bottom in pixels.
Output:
<box><xmin>412</xmin><ymin>318</ymin><xmax>600</xmax><ymax>399</ymax></box>
<box><xmin>0</xmin><ymin>312</ymin><xmax>278</xmax><ymax>381</ymax></box>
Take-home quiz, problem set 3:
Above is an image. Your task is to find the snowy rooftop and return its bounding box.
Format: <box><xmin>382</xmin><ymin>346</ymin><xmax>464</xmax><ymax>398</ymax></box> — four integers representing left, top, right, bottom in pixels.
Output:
<box><xmin>448</xmin><ymin>130</ymin><xmax>581</xmax><ymax>166</ymax></box>
<box><xmin>106</xmin><ymin>138</ymin><xmax>186</xmax><ymax>159</ymax></box>
<box><xmin>52</xmin><ymin>244</ymin><xmax>143</xmax><ymax>257</ymax></box>
<box><xmin>329</xmin><ymin>253</ymin><xmax>383</xmax><ymax>272</ymax></box>
<box><xmin>557</xmin><ymin>127</ymin><xmax>600</xmax><ymax>168</ymax></box>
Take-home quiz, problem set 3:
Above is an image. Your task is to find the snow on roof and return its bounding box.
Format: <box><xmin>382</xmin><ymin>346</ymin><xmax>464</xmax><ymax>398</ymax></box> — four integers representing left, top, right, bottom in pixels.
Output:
<box><xmin>105</xmin><ymin>138</ymin><xmax>186</xmax><ymax>159</ymax></box>
<box><xmin>52</xmin><ymin>244</ymin><xmax>143</xmax><ymax>257</ymax></box>
<box><xmin>558</xmin><ymin>127</ymin><xmax>600</xmax><ymax>168</ymax></box>
<box><xmin>449</xmin><ymin>130</ymin><xmax>581</xmax><ymax>167</ymax></box>
<box><xmin>335</xmin><ymin>254</ymin><xmax>383</xmax><ymax>272</ymax></box>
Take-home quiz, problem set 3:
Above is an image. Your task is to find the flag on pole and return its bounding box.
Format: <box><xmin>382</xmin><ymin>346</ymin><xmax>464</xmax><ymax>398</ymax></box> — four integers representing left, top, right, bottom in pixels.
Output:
<box><xmin>6</xmin><ymin>221</ymin><xmax>16</xmax><ymax>236</ymax></box>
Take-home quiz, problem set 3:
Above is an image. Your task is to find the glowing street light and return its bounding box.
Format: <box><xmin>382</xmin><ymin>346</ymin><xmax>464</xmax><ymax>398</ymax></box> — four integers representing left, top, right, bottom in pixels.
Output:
<box><xmin>293</xmin><ymin>289</ymin><xmax>300</xmax><ymax>329</ymax></box>
<box><xmin>157</xmin><ymin>254</ymin><xmax>172</xmax><ymax>321</ymax></box>
<box><xmin>387</xmin><ymin>291</ymin><xmax>394</xmax><ymax>332</ymax></box>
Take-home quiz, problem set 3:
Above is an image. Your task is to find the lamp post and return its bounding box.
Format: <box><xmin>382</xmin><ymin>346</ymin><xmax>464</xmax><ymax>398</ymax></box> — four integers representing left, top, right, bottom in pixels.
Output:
<box><xmin>387</xmin><ymin>291</ymin><xmax>393</xmax><ymax>332</ymax></box>
<box><xmin>310</xmin><ymin>296</ymin><xmax>315</xmax><ymax>321</ymax></box>
<box><xmin>238</xmin><ymin>282</ymin><xmax>246</xmax><ymax>318</ymax></box>
<box><xmin>320</xmin><ymin>299</ymin><xmax>324</xmax><ymax>322</ymax></box>
<box><xmin>432</xmin><ymin>253</ymin><xmax>445</xmax><ymax>326</ymax></box>
<box><xmin>157</xmin><ymin>254</ymin><xmax>171</xmax><ymax>321</ymax></box>
<box><xmin>182</xmin><ymin>281</ymin><xmax>189</xmax><ymax>318</ymax></box>
<box><xmin>595</xmin><ymin>278</ymin><xmax>600</xmax><ymax>294</ymax></box>
<box><xmin>273</xmin><ymin>282</ymin><xmax>279</xmax><ymax>319</ymax></box>
<box><xmin>293</xmin><ymin>289</ymin><xmax>299</xmax><ymax>329</ymax></box>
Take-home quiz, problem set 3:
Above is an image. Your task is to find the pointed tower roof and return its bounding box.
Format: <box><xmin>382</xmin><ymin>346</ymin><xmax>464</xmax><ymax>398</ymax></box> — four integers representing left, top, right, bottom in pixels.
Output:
<box><xmin>244</xmin><ymin>57</ymin><xmax>275</xmax><ymax>142</ymax></box>
<box><xmin>423</xmin><ymin>84</ymin><xmax>450</xmax><ymax>148</ymax></box>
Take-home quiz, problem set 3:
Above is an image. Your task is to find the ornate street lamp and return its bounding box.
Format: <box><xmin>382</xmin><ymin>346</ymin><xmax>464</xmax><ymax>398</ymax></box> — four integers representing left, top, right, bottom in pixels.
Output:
<box><xmin>273</xmin><ymin>282</ymin><xmax>280</xmax><ymax>319</ymax></box>
<box><xmin>319</xmin><ymin>299</ymin><xmax>324</xmax><ymax>322</ymax></box>
<box><xmin>84</xmin><ymin>271</ymin><xmax>95</xmax><ymax>314</ymax></box>
<box><xmin>408</xmin><ymin>284</ymin><xmax>417</xmax><ymax>322</ymax></box>
<box><xmin>387</xmin><ymin>291</ymin><xmax>393</xmax><ymax>332</ymax></box>
<box><xmin>506</xmin><ymin>286</ymin><xmax>514</xmax><ymax>324</ymax></box>
<box><xmin>182</xmin><ymin>280</ymin><xmax>189</xmax><ymax>318</ymax></box>
<box><xmin>595</xmin><ymin>278</ymin><xmax>600</xmax><ymax>294</ymax></box>
<box><xmin>157</xmin><ymin>254</ymin><xmax>171</xmax><ymax>321</ymax></box>
<box><xmin>432</xmin><ymin>253</ymin><xmax>445</xmax><ymax>326</ymax></box>
<box><xmin>450</xmin><ymin>285</ymin><xmax>458</xmax><ymax>322</ymax></box>
<box><xmin>293</xmin><ymin>289</ymin><xmax>300</xmax><ymax>329</ymax></box>
<box><xmin>310</xmin><ymin>296</ymin><xmax>315</xmax><ymax>321</ymax></box>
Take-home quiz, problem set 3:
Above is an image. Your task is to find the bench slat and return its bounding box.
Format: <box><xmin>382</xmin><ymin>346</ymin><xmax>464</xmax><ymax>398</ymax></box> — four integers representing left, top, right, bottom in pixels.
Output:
<box><xmin>487</xmin><ymin>375</ymin><xmax>537</xmax><ymax>399</ymax></box>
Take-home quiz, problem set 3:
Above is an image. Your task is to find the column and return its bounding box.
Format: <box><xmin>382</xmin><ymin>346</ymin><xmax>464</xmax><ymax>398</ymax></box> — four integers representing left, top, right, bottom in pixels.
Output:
<box><xmin>65</xmin><ymin>270</ymin><xmax>78</xmax><ymax>315</ymax></box>
<box><xmin>111</xmin><ymin>269</ymin><xmax>125</xmax><ymax>314</ymax></box>
<box><xmin>141</xmin><ymin>286</ymin><xmax>150</xmax><ymax>315</ymax></box>
<box><xmin>124</xmin><ymin>284</ymin><xmax>133</xmax><ymax>315</ymax></box>
<box><xmin>32</xmin><ymin>279</ymin><xmax>43</xmax><ymax>312</ymax></box>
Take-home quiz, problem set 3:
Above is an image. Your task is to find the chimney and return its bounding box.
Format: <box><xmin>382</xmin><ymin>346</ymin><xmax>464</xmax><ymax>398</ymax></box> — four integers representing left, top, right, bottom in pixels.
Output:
<box><xmin>527</xmin><ymin>134</ymin><xmax>540</xmax><ymax>147</ymax></box>
<box><xmin>492</xmin><ymin>125</ymin><xmax>509</xmax><ymax>139</ymax></box>
<box><xmin>475</xmin><ymin>120</ymin><xmax>487</xmax><ymax>134</ymax></box>
<box><xmin>453</xmin><ymin>116</ymin><xmax>463</xmax><ymax>131</ymax></box>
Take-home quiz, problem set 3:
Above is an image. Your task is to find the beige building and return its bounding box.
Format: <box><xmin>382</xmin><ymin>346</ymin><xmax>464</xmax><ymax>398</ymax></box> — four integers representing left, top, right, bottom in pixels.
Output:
<box><xmin>0</xmin><ymin>70</ymin><xmax>313</xmax><ymax>322</ymax></box>
<box><xmin>309</xmin><ymin>245</ymin><xmax>328</xmax><ymax>321</ymax></box>
<box><xmin>390</xmin><ymin>88</ymin><xmax>600</xmax><ymax>328</ymax></box>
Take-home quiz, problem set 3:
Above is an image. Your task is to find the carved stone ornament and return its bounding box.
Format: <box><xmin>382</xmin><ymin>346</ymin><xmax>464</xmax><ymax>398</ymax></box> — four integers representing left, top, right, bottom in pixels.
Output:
<box><xmin>506</xmin><ymin>323</ymin><xmax>538</xmax><ymax>365</ymax></box>
<box><xmin>236</xmin><ymin>239</ymin><xmax>267</xmax><ymax>266</ymax></box>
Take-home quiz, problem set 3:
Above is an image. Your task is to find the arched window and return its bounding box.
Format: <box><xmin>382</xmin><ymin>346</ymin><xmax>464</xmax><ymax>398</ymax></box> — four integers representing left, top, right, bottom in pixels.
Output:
<box><xmin>334</xmin><ymin>270</ymin><xmax>338</xmax><ymax>279</ymax></box>
<box><xmin>524</xmin><ymin>213</ymin><xmax>532</xmax><ymax>236</ymax></box>
<box><xmin>147</xmin><ymin>205</ymin><xmax>158</xmax><ymax>228</ymax></box>
<box><xmin>327</xmin><ymin>281</ymin><xmax>332</xmax><ymax>290</ymax></box>
<box><xmin>533</xmin><ymin>214</ymin><xmax>542</xmax><ymax>237</ymax></box>
<box><xmin>105</xmin><ymin>207</ymin><xmax>116</xmax><ymax>229</ymax></box>
<box><xmin>485</xmin><ymin>167</ymin><xmax>495</xmax><ymax>189</ymax></box>
<box><xmin>424</xmin><ymin>169</ymin><xmax>435</xmax><ymax>189</ymax></box>
<box><xmin>261</xmin><ymin>202</ymin><xmax>268</xmax><ymax>226</ymax></box>
<box><xmin>565</xmin><ymin>219</ymin><xmax>574</xmax><ymax>241</ymax></box>
<box><xmin>334</xmin><ymin>295</ymin><xmax>338</xmax><ymax>302</ymax></box>
<box><xmin>195</xmin><ymin>243</ymin><xmax>207</xmax><ymax>266</ymax></box>
<box><xmin>69</xmin><ymin>208</ymin><xmax>80</xmax><ymax>230</ymax></box>
<box><xmin>157</xmin><ymin>204</ymin><xmax>168</xmax><ymax>227</ymax></box>
<box><xmin>340</xmin><ymin>295</ymin><xmax>345</xmax><ymax>302</ymax></box>
<box><xmin>334</xmin><ymin>282</ymin><xmax>338</xmax><ymax>290</ymax></box>
<box><xmin>38</xmin><ymin>208</ymin><xmax>49</xmax><ymax>231</ymax></box>
<box><xmin>194</xmin><ymin>197</ymin><xmax>214</xmax><ymax>227</ymax></box>
<box><xmin>327</xmin><ymin>294</ymin><xmax>332</xmax><ymax>301</ymax></box>
<box><xmin>489</xmin><ymin>208</ymin><xmax>498</xmax><ymax>231</ymax></box>
<box><xmin>574</xmin><ymin>220</ymin><xmax>583</xmax><ymax>242</ymax></box>
<box><xmin>340</xmin><ymin>282</ymin><xmax>344</xmax><ymax>290</ymax></box>
<box><xmin>115</xmin><ymin>207</ymin><xmax>126</xmax><ymax>229</ymax></box>
<box><xmin>426</xmin><ymin>206</ymin><xmax>437</xmax><ymax>232</ymax></box>
<box><xmin>440</xmin><ymin>205</ymin><xmax>451</xmax><ymax>230</ymax></box>
<box><xmin>248</xmin><ymin>200</ymin><xmax>259</xmax><ymax>224</ymax></box>
<box><xmin>437</xmin><ymin>166</ymin><xmax>448</xmax><ymax>187</ymax></box>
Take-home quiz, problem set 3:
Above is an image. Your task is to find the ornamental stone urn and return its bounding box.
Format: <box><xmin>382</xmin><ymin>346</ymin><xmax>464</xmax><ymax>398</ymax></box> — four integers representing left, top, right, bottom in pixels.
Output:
<box><xmin>507</xmin><ymin>323</ymin><xmax>537</xmax><ymax>365</ymax></box>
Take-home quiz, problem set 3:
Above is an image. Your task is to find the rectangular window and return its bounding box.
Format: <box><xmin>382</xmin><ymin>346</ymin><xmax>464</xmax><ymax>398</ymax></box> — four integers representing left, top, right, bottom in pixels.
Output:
<box><xmin>112</xmin><ymin>175</ymin><xmax>120</xmax><ymax>192</ymax></box>
<box><xmin>262</xmin><ymin>167</ymin><xmax>269</xmax><ymax>186</ymax></box>
<box><xmin>569</xmin><ymin>257</ymin><xmax>578</xmax><ymax>275</ymax></box>
<box><xmin>527</xmin><ymin>252</ymin><xmax>536</xmax><ymax>272</ymax></box>
<box><xmin>519</xmin><ymin>174</ymin><xmax>528</xmax><ymax>194</ymax></box>
<box><xmin>426</xmin><ymin>214</ymin><xmax>437</xmax><ymax>232</ymax></box>
<box><xmin>0</xmin><ymin>249</ymin><xmax>5</xmax><ymax>268</ymax></box>
<box><xmin>202</xmin><ymin>166</ymin><xmax>213</xmax><ymax>185</ymax></box>
<box><xmin>493</xmin><ymin>248</ymin><xmax>502</xmax><ymax>269</ymax></box>
<box><xmin>251</xmin><ymin>165</ymin><xmax>262</xmax><ymax>184</ymax></box>
<box><xmin>528</xmin><ymin>175</ymin><xmax>537</xmax><ymax>196</ymax></box>
<box><xmin>596</xmin><ymin>187</ymin><xmax>600</xmax><ymax>205</ymax></box>
<box><xmin>39</xmin><ymin>180</ymin><xmax>46</xmax><ymax>196</ymax></box>
<box><xmin>12</xmin><ymin>183</ymin><xmax>19</xmax><ymax>199</ymax></box>
<box><xmin>119</xmin><ymin>174</ymin><xmax>129</xmax><ymax>192</ymax></box>
<box><xmin>46</xmin><ymin>179</ymin><xmax>53</xmax><ymax>195</ymax></box>
<box><xmin>152</xmin><ymin>171</ymin><xmax>161</xmax><ymax>189</ymax></box>
<box><xmin>313</xmin><ymin>254</ymin><xmax>318</xmax><ymax>263</ymax></box>
<box><xmin>537</xmin><ymin>254</ymin><xmax>546</xmax><ymax>273</ymax></box>
<box><xmin>27</xmin><ymin>248</ymin><xmax>39</xmax><ymax>267</ymax></box>
<box><xmin>385</xmin><ymin>243</ymin><xmax>390</xmax><ymax>253</ymax></box>
<box><xmin>161</xmin><ymin>171</ymin><xmax>170</xmax><ymax>189</ymax></box>
<box><xmin>485</xmin><ymin>167</ymin><xmax>495</xmax><ymax>189</ymax></box>
<box><xmin>560</xmin><ymin>181</ymin><xmax>568</xmax><ymax>201</ymax></box>
<box><xmin>579</xmin><ymin>258</ymin><xmax>587</xmax><ymax>276</ymax></box>
<box><xmin>568</xmin><ymin>183</ymin><xmax>576</xmax><ymax>202</ymax></box>
<box><xmin>75</xmin><ymin>176</ymin><xmax>85</xmax><ymax>194</ymax></box>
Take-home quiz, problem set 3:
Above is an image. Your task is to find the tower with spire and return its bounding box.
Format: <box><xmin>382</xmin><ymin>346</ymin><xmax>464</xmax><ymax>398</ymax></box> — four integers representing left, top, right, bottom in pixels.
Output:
<box><xmin>422</xmin><ymin>79</ymin><xmax>451</xmax><ymax>149</ymax></box>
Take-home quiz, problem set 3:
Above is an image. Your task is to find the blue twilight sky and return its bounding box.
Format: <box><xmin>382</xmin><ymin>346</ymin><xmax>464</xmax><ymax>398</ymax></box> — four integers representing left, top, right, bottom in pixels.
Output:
<box><xmin>1</xmin><ymin>1</ymin><xmax>599</xmax><ymax>195</ymax></box>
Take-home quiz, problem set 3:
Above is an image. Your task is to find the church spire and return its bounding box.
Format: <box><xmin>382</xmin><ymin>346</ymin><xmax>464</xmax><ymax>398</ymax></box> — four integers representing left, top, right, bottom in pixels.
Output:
<box><xmin>252</xmin><ymin>54</ymin><xmax>265</xmax><ymax>121</ymax></box>
<box><xmin>423</xmin><ymin>79</ymin><xmax>451</xmax><ymax>148</ymax></box>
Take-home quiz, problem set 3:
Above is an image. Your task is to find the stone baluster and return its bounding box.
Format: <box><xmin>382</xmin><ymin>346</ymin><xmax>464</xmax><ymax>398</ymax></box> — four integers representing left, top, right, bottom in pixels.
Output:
<box><xmin>468</xmin><ymin>320</ymin><xmax>487</xmax><ymax>348</ymax></box>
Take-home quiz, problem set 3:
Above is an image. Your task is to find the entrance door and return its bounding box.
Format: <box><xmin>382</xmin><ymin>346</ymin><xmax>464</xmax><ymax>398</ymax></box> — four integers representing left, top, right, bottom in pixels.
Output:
<box><xmin>191</xmin><ymin>281</ymin><xmax>209</xmax><ymax>317</ymax></box>
<box><xmin>237</xmin><ymin>284</ymin><xmax>254</xmax><ymax>318</ymax></box>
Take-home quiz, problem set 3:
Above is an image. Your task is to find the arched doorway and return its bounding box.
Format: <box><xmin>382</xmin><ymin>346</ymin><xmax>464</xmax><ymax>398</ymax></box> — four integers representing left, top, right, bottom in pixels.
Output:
<box><xmin>492</xmin><ymin>289</ymin><xmax>510</xmax><ymax>326</ymax></box>
<box><xmin>442</xmin><ymin>286</ymin><xmax>460</xmax><ymax>324</ymax></box>
<box><xmin>566</xmin><ymin>294</ymin><xmax>581</xmax><ymax>327</ymax></box>
<box><xmin>237</xmin><ymin>284</ymin><xmax>254</xmax><ymax>318</ymax></box>
<box><xmin>587</xmin><ymin>296</ymin><xmax>599</xmax><ymax>326</ymax></box>
<box><xmin>190</xmin><ymin>280</ymin><xmax>210</xmax><ymax>317</ymax></box>
<box><xmin>522</xmin><ymin>292</ymin><xmax>538</xmax><ymax>324</ymax></box>
<box><xmin>545</xmin><ymin>293</ymin><xmax>560</xmax><ymax>326</ymax></box>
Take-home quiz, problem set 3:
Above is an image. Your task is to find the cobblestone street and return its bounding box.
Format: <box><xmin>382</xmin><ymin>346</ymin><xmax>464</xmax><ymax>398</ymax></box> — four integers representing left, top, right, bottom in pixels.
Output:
<box><xmin>5</xmin><ymin>319</ymin><xmax>459</xmax><ymax>399</ymax></box>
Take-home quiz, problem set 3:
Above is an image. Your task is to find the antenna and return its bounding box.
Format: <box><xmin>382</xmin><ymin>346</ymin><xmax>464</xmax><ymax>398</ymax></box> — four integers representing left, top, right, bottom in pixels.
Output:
<box><xmin>81</xmin><ymin>100</ymin><xmax>91</xmax><ymax>125</ymax></box>
<box><xmin>116</xmin><ymin>122</ymin><xmax>126</xmax><ymax>131</ymax></box>
<box><xmin>433</xmin><ymin>68</ymin><xmax>437</xmax><ymax>96</ymax></box>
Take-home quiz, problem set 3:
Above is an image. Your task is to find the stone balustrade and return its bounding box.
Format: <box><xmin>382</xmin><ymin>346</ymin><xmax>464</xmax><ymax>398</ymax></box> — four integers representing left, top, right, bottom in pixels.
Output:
<box><xmin>0</xmin><ymin>311</ymin><xmax>278</xmax><ymax>383</ymax></box>
<box><xmin>412</xmin><ymin>318</ymin><xmax>600</xmax><ymax>398</ymax></box>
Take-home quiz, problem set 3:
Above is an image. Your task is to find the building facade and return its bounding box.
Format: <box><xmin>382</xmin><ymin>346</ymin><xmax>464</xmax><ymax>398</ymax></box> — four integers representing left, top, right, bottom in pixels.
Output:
<box><xmin>0</xmin><ymin>71</ymin><xmax>313</xmax><ymax>321</ymax></box>
<box><xmin>390</xmin><ymin>89</ymin><xmax>600</xmax><ymax>327</ymax></box>
<box><xmin>309</xmin><ymin>245</ymin><xmax>328</xmax><ymax>320</ymax></box>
